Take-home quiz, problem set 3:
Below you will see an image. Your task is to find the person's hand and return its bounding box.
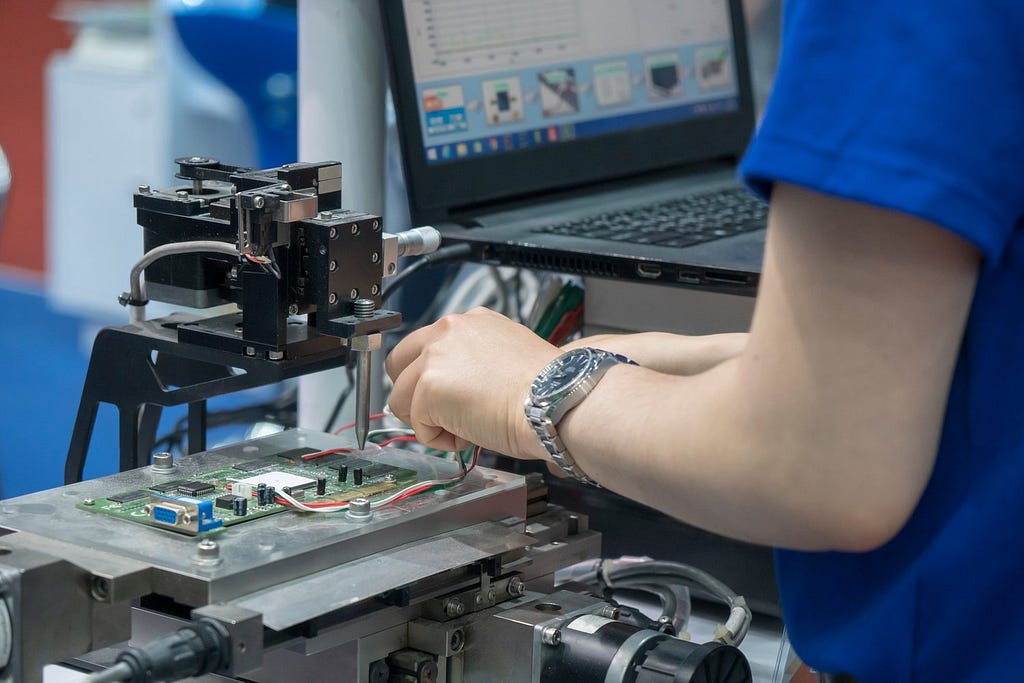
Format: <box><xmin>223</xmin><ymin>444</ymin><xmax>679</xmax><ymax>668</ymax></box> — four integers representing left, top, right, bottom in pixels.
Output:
<box><xmin>386</xmin><ymin>307</ymin><xmax>561</xmax><ymax>457</ymax></box>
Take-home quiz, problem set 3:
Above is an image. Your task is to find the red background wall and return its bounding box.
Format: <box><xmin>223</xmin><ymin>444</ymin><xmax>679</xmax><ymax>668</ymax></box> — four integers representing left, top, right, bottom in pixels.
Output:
<box><xmin>0</xmin><ymin>0</ymin><xmax>72</xmax><ymax>275</ymax></box>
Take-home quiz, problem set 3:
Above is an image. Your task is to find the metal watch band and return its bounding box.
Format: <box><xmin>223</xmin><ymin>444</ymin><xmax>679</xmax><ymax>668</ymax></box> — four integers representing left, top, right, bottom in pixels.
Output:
<box><xmin>525</xmin><ymin>349</ymin><xmax>637</xmax><ymax>487</ymax></box>
<box><xmin>525</xmin><ymin>404</ymin><xmax>601</xmax><ymax>487</ymax></box>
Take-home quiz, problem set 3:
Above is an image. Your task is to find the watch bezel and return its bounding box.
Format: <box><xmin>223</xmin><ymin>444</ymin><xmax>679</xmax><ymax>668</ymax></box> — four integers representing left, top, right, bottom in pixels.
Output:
<box><xmin>530</xmin><ymin>347</ymin><xmax>600</xmax><ymax>405</ymax></box>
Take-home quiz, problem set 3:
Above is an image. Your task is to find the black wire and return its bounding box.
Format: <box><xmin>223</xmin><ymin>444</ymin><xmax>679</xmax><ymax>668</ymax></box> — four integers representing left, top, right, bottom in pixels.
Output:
<box><xmin>381</xmin><ymin>243</ymin><xmax>472</xmax><ymax>304</ymax></box>
<box><xmin>323</xmin><ymin>365</ymin><xmax>357</xmax><ymax>432</ymax></box>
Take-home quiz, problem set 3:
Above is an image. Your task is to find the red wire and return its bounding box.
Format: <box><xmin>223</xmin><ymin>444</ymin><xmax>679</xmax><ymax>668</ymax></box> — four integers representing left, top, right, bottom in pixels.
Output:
<box><xmin>377</xmin><ymin>435</ymin><xmax>419</xmax><ymax>447</ymax></box>
<box><xmin>301</xmin><ymin>447</ymin><xmax>352</xmax><ymax>462</ymax></box>
<box><xmin>332</xmin><ymin>412</ymin><xmax>389</xmax><ymax>435</ymax></box>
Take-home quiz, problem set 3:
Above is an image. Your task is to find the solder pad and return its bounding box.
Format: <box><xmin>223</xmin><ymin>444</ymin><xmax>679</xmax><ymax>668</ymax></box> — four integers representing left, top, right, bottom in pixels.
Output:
<box><xmin>76</xmin><ymin>451</ymin><xmax>418</xmax><ymax>535</ymax></box>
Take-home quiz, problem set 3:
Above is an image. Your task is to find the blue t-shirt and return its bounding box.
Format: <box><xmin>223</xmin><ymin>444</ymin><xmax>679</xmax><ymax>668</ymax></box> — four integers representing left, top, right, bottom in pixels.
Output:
<box><xmin>739</xmin><ymin>2</ymin><xmax>1024</xmax><ymax>681</ymax></box>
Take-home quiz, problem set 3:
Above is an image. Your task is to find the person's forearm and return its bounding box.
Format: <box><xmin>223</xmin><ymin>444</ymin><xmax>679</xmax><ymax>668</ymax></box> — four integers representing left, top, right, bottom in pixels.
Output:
<box><xmin>549</xmin><ymin>359</ymin><xmax>893</xmax><ymax>551</ymax></box>
<box><xmin>563</xmin><ymin>332</ymin><xmax>747</xmax><ymax>376</ymax></box>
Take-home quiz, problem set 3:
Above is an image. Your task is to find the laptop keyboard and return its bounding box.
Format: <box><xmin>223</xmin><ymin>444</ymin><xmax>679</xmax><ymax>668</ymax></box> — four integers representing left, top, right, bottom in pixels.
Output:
<box><xmin>532</xmin><ymin>187</ymin><xmax>767</xmax><ymax>248</ymax></box>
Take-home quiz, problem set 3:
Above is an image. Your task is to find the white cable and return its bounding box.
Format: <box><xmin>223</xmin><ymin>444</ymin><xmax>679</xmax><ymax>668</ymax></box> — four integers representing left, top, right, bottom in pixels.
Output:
<box><xmin>127</xmin><ymin>240</ymin><xmax>240</xmax><ymax>323</ymax></box>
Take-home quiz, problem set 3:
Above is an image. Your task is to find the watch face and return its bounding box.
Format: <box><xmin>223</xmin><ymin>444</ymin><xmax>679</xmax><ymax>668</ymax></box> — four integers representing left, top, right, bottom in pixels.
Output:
<box><xmin>533</xmin><ymin>349</ymin><xmax>593</xmax><ymax>401</ymax></box>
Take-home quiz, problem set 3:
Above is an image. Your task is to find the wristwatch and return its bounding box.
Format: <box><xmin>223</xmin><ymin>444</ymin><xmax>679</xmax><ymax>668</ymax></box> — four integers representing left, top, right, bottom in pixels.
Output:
<box><xmin>524</xmin><ymin>347</ymin><xmax>636</xmax><ymax>486</ymax></box>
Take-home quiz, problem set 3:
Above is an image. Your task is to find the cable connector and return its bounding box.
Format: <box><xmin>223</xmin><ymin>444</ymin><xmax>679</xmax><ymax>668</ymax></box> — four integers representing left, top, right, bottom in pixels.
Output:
<box><xmin>85</xmin><ymin>618</ymin><xmax>231</xmax><ymax>683</ymax></box>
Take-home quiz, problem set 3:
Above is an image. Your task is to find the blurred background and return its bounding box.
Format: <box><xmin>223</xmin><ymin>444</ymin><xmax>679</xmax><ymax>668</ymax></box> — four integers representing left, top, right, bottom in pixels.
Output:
<box><xmin>0</xmin><ymin>0</ymin><xmax>778</xmax><ymax>499</ymax></box>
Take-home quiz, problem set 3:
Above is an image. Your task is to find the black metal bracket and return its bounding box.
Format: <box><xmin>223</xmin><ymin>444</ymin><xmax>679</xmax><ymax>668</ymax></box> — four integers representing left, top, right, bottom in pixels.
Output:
<box><xmin>64</xmin><ymin>314</ymin><xmax>348</xmax><ymax>484</ymax></box>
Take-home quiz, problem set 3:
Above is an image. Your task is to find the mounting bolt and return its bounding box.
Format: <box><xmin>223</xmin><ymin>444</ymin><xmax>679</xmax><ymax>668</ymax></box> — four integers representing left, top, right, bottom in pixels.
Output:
<box><xmin>387</xmin><ymin>263</ymin><xmax>397</xmax><ymax>274</ymax></box>
<box><xmin>287</xmin><ymin>304</ymin><xmax>299</xmax><ymax>315</ymax></box>
<box><xmin>487</xmin><ymin>588</ymin><xmax>496</xmax><ymax>604</ymax></box>
<box><xmin>372</xmin><ymin>219</ymin><xmax>381</xmax><ymax>232</ymax></box>
<box><xmin>370</xmin><ymin>252</ymin><xmax>380</xmax><ymax>264</ymax></box>
<box><xmin>370</xmin><ymin>284</ymin><xmax>380</xmax><ymax>295</ymax></box>
<box><xmin>267</xmin><ymin>350</ymin><xmax>284</xmax><ymax>361</ymax></box>
<box><xmin>328</xmin><ymin>293</ymin><xmax>338</xmax><ymax>305</ymax></box>
<box><xmin>599</xmin><ymin>604</ymin><xmax>621</xmax><ymax>620</ymax></box>
<box><xmin>346</xmin><ymin>497</ymin><xmax>373</xmax><ymax>521</ymax></box>
<box><xmin>329</xmin><ymin>260</ymin><xmax>338</xmax><ymax>272</ymax></box>
<box><xmin>351</xmin><ymin>223</ymin><xmax>360</xmax><ymax>235</ymax></box>
<box><xmin>176</xmin><ymin>189</ymin><xmax>189</xmax><ymax>199</ymax></box>
<box><xmin>349</xmin><ymin>289</ymin><xmax>359</xmax><ymax>300</ymax></box>
<box><xmin>507</xmin><ymin>576</ymin><xmax>525</xmax><ymax>597</ymax></box>
<box><xmin>253</xmin><ymin>196</ymin><xmax>265</xmax><ymax>209</ymax></box>
<box><xmin>151</xmin><ymin>452</ymin><xmax>176</xmax><ymax>473</ymax></box>
<box><xmin>443</xmin><ymin>597</ymin><xmax>465</xmax><ymax>618</ymax></box>
<box><xmin>195</xmin><ymin>539</ymin><xmax>222</xmax><ymax>564</ymax></box>
<box><xmin>329</xmin><ymin>227</ymin><xmax>338</xmax><ymax>239</ymax></box>
<box><xmin>541</xmin><ymin>626</ymin><xmax>562</xmax><ymax>647</ymax></box>
<box><xmin>138</xmin><ymin>184</ymin><xmax>151</xmax><ymax>193</ymax></box>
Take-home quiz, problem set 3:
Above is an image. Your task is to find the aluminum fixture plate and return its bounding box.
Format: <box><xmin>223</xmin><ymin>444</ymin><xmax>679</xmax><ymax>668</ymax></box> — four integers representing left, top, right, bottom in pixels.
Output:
<box><xmin>0</xmin><ymin>430</ymin><xmax>526</xmax><ymax>610</ymax></box>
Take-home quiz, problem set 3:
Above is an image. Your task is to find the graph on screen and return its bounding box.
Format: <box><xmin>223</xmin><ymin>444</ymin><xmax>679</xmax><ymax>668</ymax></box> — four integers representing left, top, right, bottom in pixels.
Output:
<box><xmin>414</xmin><ymin>0</ymin><xmax>583</xmax><ymax>77</ymax></box>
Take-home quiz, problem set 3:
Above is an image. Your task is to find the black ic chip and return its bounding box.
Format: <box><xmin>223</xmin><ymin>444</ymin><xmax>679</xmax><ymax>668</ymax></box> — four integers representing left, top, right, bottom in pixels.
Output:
<box><xmin>177</xmin><ymin>481</ymin><xmax>215</xmax><ymax>496</ymax></box>
<box><xmin>215</xmin><ymin>494</ymin><xmax>241</xmax><ymax>510</ymax></box>
<box><xmin>361</xmin><ymin>464</ymin><xmax>398</xmax><ymax>479</ymax></box>
<box><xmin>108</xmin><ymin>490</ymin><xmax>149</xmax><ymax>504</ymax></box>
<box><xmin>273</xmin><ymin>447</ymin><xmax>322</xmax><ymax>463</ymax></box>
<box><xmin>150</xmin><ymin>479</ymin><xmax>189</xmax><ymax>493</ymax></box>
<box><xmin>232</xmin><ymin>460</ymin><xmax>274</xmax><ymax>472</ymax></box>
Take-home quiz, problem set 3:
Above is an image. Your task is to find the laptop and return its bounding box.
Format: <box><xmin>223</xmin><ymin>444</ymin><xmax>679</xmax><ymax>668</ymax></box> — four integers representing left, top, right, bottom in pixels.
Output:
<box><xmin>382</xmin><ymin>0</ymin><xmax>765</xmax><ymax>294</ymax></box>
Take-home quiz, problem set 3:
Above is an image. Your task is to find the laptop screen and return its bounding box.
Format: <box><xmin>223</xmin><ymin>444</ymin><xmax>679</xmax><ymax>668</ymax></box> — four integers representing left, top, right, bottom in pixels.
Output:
<box><xmin>401</xmin><ymin>0</ymin><xmax>741</xmax><ymax>165</ymax></box>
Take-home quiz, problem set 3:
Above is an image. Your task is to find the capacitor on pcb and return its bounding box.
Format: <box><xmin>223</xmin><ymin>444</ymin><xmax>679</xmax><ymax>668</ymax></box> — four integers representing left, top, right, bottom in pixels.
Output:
<box><xmin>316</xmin><ymin>477</ymin><xmax>327</xmax><ymax>496</ymax></box>
<box><xmin>257</xmin><ymin>483</ymin><xmax>267</xmax><ymax>506</ymax></box>
<box><xmin>353</xmin><ymin>467</ymin><xmax>363</xmax><ymax>486</ymax></box>
<box><xmin>266</xmin><ymin>486</ymin><xmax>276</xmax><ymax>505</ymax></box>
<box><xmin>233</xmin><ymin>496</ymin><xmax>247</xmax><ymax>517</ymax></box>
<box><xmin>337</xmin><ymin>464</ymin><xmax>348</xmax><ymax>483</ymax></box>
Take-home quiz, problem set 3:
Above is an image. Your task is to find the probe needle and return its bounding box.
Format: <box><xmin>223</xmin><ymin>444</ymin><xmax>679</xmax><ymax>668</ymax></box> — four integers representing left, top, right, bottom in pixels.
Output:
<box><xmin>355</xmin><ymin>348</ymin><xmax>371</xmax><ymax>450</ymax></box>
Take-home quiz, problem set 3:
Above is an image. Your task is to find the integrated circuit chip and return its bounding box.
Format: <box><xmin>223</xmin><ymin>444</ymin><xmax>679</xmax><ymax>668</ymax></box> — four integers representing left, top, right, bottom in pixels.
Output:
<box><xmin>150</xmin><ymin>479</ymin><xmax>189</xmax><ymax>493</ymax></box>
<box><xmin>273</xmin><ymin>447</ymin><xmax>322</xmax><ymax>463</ymax></box>
<box><xmin>107</xmin><ymin>490</ymin><xmax>149</xmax><ymax>504</ymax></box>
<box><xmin>232</xmin><ymin>460</ymin><xmax>275</xmax><ymax>472</ymax></box>
<box><xmin>177</xmin><ymin>481</ymin><xmax>215</xmax><ymax>497</ymax></box>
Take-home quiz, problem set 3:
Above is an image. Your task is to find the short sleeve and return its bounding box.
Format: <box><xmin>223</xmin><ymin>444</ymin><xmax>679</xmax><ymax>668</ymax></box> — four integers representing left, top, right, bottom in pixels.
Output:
<box><xmin>739</xmin><ymin>0</ymin><xmax>1024</xmax><ymax>266</ymax></box>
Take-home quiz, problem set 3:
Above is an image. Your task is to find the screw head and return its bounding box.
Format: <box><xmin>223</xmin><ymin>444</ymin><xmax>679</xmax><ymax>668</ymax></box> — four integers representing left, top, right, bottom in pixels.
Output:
<box><xmin>138</xmin><ymin>184</ymin><xmax>151</xmax><ymax>193</ymax></box>
<box><xmin>288</xmin><ymin>304</ymin><xmax>299</xmax><ymax>315</ymax></box>
<box><xmin>372</xmin><ymin>219</ymin><xmax>381</xmax><ymax>232</ymax></box>
<box><xmin>317</xmin><ymin>211</ymin><xmax>330</xmax><ymax>220</ymax></box>
<box><xmin>329</xmin><ymin>227</ymin><xmax>338</xmax><ymax>239</ymax></box>
<box><xmin>152</xmin><ymin>452</ymin><xmax>176</xmax><ymax>472</ymax></box>
<box><xmin>176</xmin><ymin>189</ymin><xmax>189</xmax><ymax>198</ymax></box>
<box><xmin>371</xmin><ymin>284</ymin><xmax>380</xmax><ymax>295</ymax></box>
<box><xmin>371</xmin><ymin>252</ymin><xmax>380</xmax><ymax>264</ymax></box>
<box><xmin>244</xmin><ymin>346</ymin><xmax>256</xmax><ymax>356</ymax></box>
<box><xmin>443</xmin><ymin>597</ymin><xmax>465</xmax><ymax>617</ymax></box>
<box><xmin>328</xmin><ymin>293</ymin><xmax>338</xmax><ymax>304</ymax></box>
<box><xmin>507</xmin><ymin>576</ymin><xmax>525</xmax><ymax>597</ymax></box>
<box><xmin>253</xmin><ymin>196</ymin><xmax>265</xmax><ymax>209</ymax></box>
<box><xmin>83</xmin><ymin>498</ymin><xmax>95</xmax><ymax>506</ymax></box>
<box><xmin>387</xmin><ymin>263</ymin><xmax>397</xmax><ymax>274</ymax></box>
<box><xmin>541</xmin><ymin>626</ymin><xmax>562</xmax><ymax>646</ymax></box>
<box><xmin>350</xmin><ymin>289</ymin><xmax>359</xmax><ymax>300</ymax></box>
<box><xmin>351</xmin><ymin>223</ymin><xmax>360</xmax><ymax>235</ymax></box>
<box><xmin>194</xmin><ymin>539</ymin><xmax>223</xmax><ymax>565</ymax></box>
<box><xmin>329</xmin><ymin>260</ymin><xmax>338</xmax><ymax>272</ymax></box>
<box><xmin>267</xmin><ymin>350</ymin><xmax>284</xmax><ymax>361</ymax></box>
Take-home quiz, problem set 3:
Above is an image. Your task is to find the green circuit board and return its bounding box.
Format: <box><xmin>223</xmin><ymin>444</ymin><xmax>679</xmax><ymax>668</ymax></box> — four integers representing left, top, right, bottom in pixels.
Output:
<box><xmin>76</xmin><ymin>447</ymin><xmax>418</xmax><ymax>535</ymax></box>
